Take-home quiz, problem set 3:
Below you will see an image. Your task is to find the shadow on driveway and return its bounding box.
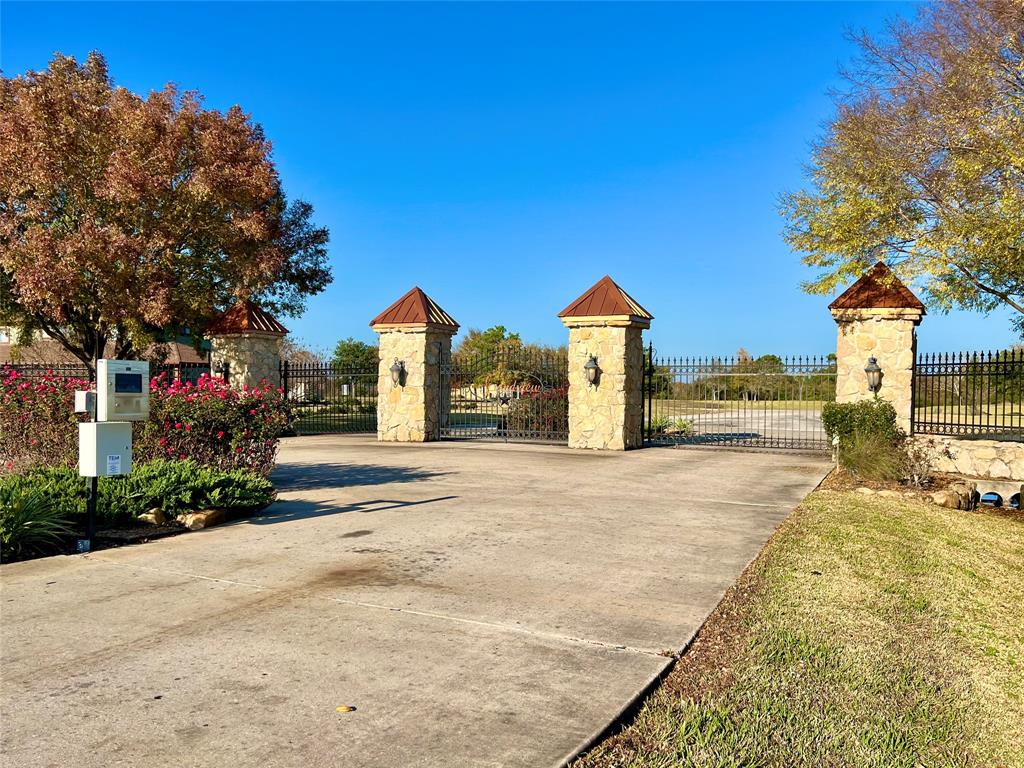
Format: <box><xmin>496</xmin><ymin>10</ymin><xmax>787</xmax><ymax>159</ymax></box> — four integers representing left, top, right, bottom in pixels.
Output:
<box><xmin>247</xmin><ymin>495</ymin><xmax>459</xmax><ymax>525</ymax></box>
<box><xmin>272</xmin><ymin>462</ymin><xmax>450</xmax><ymax>491</ymax></box>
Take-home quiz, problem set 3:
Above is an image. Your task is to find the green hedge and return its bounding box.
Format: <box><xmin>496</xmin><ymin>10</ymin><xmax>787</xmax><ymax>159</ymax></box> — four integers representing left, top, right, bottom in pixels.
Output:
<box><xmin>821</xmin><ymin>399</ymin><xmax>902</xmax><ymax>446</ymax></box>
<box><xmin>0</xmin><ymin>459</ymin><xmax>275</xmax><ymax>540</ymax></box>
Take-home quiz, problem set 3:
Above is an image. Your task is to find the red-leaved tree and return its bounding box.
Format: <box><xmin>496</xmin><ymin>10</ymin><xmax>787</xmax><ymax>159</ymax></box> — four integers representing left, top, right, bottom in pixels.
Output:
<box><xmin>0</xmin><ymin>52</ymin><xmax>331</xmax><ymax>370</ymax></box>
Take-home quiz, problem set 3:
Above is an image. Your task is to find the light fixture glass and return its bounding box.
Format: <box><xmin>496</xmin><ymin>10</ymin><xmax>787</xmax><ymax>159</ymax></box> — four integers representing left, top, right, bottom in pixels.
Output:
<box><xmin>864</xmin><ymin>356</ymin><xmax>882</xmax><ymax>393</ymax></box>
<box><xmin>390</xmin><ymin>359</ymin><xmax>405</xmax><ymax>386</ymax></box>
<box><xmin>584</xmin><ymin>355</ymin><xmax>599</xmax><ymax>385</ymax></box>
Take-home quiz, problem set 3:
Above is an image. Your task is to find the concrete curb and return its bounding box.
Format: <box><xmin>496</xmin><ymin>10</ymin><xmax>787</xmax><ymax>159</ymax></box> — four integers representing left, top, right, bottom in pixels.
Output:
<box><xmin>554</xmin><ymin>653</ymin><xmax>676</xmax><ymax>768</ymax></box>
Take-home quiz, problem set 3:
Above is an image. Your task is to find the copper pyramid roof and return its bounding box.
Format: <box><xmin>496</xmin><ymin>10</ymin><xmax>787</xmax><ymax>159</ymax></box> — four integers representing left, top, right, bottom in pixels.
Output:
<box><xmin>828</xmin><ymin>262</ymin><xmax>926</xmax><ymax>312</ymax></box>
<box><xmin>205</xmin><ymin>299</ymin><xmax>289</xmax><ymax>335</ymax></box>
<box><xmin>558</xmin><ymin>275</ymin><xmax>653</xmax><ymax>321</ymax></box>
<box><xmin>370</xmin><ymin>287</ymin><xmax>459</xmax><ymax>330</ymax></box>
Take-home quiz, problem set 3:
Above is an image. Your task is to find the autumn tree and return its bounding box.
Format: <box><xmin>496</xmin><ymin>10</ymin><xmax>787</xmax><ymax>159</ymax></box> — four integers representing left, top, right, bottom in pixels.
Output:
<box><xmin>0</xmin><ymin>52</ymin><xmax>331</xmax><ymax>370</ymax></box>
<box><xmin>780</xmin><ymin>1</ymin><xmax>1024</xmax><ymax>336</ymax></box>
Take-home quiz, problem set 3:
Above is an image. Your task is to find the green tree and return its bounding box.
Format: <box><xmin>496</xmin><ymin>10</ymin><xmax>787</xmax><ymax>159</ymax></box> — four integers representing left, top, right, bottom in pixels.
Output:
<box><xmin>331</xmin><ymin>337</ymin><xmax>378</xmax><ymax>370</ymax></box>
<box><xmin>0</xmin><ymin>52</ymin><xmax>331</xmax><ymax>370</ymax></box>
<box><xmin>780</xmin><ymin>1</ymin><xmax>1024</xmax><ymax>336</ymax></box>
<box><xmin>454</xmin><ymin>326</ymin><xmax>522</xmax><ymax>359</ymax></box>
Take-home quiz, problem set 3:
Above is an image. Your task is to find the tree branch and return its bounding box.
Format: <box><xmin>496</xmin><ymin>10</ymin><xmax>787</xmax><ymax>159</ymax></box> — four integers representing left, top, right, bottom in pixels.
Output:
<box><xmin>950</xmin><ymin>262</ymin><xmax>1024</xmax><ymax>315</ymax></box>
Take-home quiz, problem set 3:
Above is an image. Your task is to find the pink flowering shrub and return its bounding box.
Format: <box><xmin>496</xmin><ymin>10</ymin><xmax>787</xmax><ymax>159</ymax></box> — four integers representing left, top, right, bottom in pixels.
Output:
<box><xmin>0</xmin><ymin>368</ymin><xmax>91</xmax><ymax>474</ymax></box>
<box><xmin>137</xmin><ymin>373</ymin><xmax>287</xmax><ymax>476</ymax></box>
<box><xmin>1</xmin><ymin>368</ymin><xmax>287</xmax><ymax>477</ymax></box>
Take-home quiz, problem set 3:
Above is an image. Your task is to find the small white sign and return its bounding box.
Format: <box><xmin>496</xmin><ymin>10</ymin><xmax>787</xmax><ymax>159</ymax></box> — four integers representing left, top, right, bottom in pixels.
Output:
<box><xmin>106</xmin><ymin>454</ymin><xmax>122</xmax><ymax>475</ymax></box>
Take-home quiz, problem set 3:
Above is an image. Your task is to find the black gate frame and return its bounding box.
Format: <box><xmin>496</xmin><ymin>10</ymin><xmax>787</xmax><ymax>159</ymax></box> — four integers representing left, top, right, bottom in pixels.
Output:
<box><xmin>280</xmin><ymin>360</ymin><xmax>378</xmax><ymax>435</ymax></box>
<box><xmin>438</xmin><ymin>347</ymin><xmax>569</xmax><ymax>443</ymax></box>
<box><xmin>642</xmin><ymin>344</ymin><xmax>836</xmax><ymax>451</ymax></box>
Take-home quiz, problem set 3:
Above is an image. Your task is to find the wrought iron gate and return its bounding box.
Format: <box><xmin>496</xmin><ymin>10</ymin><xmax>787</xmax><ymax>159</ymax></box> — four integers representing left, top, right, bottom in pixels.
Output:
<box><xmin>643</xmin><ymin>346</ymin><xmax>836</xmax><ymax>451</ymax></box>
<box><xmin>280</xmin><ymin>360</ymin><xmax>378</xmax><ymax>435</ymax></box>
<box><xmin>439</xmin><ymin>348</ymin><xmax>569</xmax><ymax>443</ymax></box>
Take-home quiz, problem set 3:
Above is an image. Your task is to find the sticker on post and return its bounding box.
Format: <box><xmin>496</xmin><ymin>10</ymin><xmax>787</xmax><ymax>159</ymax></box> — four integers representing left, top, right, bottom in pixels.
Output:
<box><xmin>106</xmin><ymin>454</ymin><xmax>122</xmax><ymax>475</ymax></box>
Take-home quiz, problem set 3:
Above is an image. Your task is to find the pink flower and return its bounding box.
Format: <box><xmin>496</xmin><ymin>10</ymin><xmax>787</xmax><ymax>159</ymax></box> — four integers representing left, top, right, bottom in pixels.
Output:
<box><xmin>174</xmin><ymin>422</ymin><xmax>182</xmax><ymax>429</ymax></box>
<box><xmin>216</xmin><ymin>431</ymin><xmax>225</xmax><ymax>439</ymax></box>
<box><xmin>184</xmin><ymin>424</ymin><xmax>191</xmax><ymax>431</ymax></box>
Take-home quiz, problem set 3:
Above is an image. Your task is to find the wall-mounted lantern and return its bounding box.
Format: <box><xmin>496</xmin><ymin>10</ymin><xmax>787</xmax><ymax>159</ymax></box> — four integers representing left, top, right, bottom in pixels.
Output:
<box><xmin>864</xmin><ymin>356</ymin><xmax>882</xmax><ymax>393</ymax></box>
<box><xmin>390</xmin><ymin>359</ymin><xmax>405</xmax><ymax>387</ymax></box>
<box><xmin>584</xmin><ymin>355</ymin><xmax>600</xmax><ymax>386</ymax></box>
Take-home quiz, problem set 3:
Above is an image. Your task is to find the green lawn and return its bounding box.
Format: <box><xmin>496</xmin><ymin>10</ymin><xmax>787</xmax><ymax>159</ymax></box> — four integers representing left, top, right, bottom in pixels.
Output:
<box><xmin>289</xmin><ymin>412</ymin><xmax>376</xmax><ymax>435</ymax></box>
<box><xmin>913</xmin><ymin>404</ymin><xmax>1022</xmax><ymax>427</ymax></box>
<box><xmin>574</xmin><ymin>490</ymin><xmax>1024</xmax><ymax>768</ymax></box>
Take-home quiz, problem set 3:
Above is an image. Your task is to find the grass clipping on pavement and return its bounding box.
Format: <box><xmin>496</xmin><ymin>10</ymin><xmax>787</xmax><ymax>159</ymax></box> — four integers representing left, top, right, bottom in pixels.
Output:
<box><xmin>575</xmin><ymin>490</ymin><xmax>1024</xmax><ymax>768</ymax></box>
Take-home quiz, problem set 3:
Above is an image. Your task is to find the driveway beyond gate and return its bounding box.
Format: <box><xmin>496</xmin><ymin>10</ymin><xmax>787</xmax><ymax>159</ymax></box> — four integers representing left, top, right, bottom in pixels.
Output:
<box><xmin>1</xmin><ymin>437</ymin><xmax>830</xmax><ymax>768</ymax></box>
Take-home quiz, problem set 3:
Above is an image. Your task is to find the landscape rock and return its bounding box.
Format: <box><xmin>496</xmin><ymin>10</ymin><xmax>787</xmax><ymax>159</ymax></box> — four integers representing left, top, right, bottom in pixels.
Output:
<box><xmin>856</xmin><ymin>487</ymin><xmax>875</xmax><ymax>495</ymax></box>
<box><xmin>930</xmin><ymin>481</ymin><xmax>977</xmax><ymax>510</ymax></box>
<box><xmin>177</xmin><ymin>509</ymin><xmax>225</xmax><ymax>531</ymax></box>
<box><xmin>138</xmin><ymin>507</ymin><xmax>167</xmax><ymax>526</ymax></box>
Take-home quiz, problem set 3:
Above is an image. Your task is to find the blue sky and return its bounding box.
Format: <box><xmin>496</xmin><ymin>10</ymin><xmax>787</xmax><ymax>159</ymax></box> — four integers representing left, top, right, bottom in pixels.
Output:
<box><xmin>1</xmin><ymin>1</ymin><xmax>1014</xmax><ymax>355</ymax></box>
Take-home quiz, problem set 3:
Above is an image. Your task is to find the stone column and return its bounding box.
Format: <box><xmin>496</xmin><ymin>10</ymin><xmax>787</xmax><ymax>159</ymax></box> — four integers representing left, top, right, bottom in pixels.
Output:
<box><xmin>559</xmin><ymin>276</ymin><xmax>653</xmax><ymax>450</ymax></box>
<box><xmin>210</xmin><ymin>333</ymin><xmax>284</xmax><ymax>390</ymax></box>
<box><xmin>829</xmin><ymin>263</ymin><xmax>925</xmax><ymax>433</ymax></box>
<box><xmin>370</xmin><ymin>287</ymin><xmax>459</xmax><ymax>442</ymax></box>
<box><xmin>206</xmin><ymin>299</ymin><xmax>288</xmax><ymax>390</ymax></box>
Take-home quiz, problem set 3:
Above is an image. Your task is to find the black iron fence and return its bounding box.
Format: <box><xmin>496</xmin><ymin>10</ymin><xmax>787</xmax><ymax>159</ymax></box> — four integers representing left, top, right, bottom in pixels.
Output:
<box><xmin>912</xmin><ymin>350</ymin><xmax>1023</xmax><ymax>439</ymax></box>
<box><xmin>280</xmin><ymin>360</ymin><xmax>378</xmax><ymax>435</ymax></box>
<box><xmin>2</xmin><ymin>362</ymin><xmax>92</xmax><ymax>381</ymax></box>
<box><xmin>3</xmin><ymin>361</ymin><xmax>219</xmax><ymax>384</ymax></box>
<box><xmin>644</xmin><ymin>348</ymin><xmax>836</xmax><ymax>450</ymax></box>
<box><xmin>155</xmin><ymin>362</ymin><xmax>221</xmax><ymax>385</ymax></box>
<box><xmin>440</xmin><ymin>347</ymin><xmax>569</xmax><ymax>443</ymax></box>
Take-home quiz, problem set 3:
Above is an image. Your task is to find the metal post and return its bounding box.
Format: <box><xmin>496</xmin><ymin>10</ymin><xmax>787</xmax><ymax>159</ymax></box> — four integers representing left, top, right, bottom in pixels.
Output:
<box><xmin>643</xmin><ymin>344</ymin><xmax>651</xmax><ymax>444</ymax></box>
<box><xmin>81</xmin><ymin>349</ymin><xmax>100</xmax><ymax>553</ymax></box>
<box><xmin>85</xmin><ymin>476</ymin><xmax>98</xmax><ymax>545</ymax></box>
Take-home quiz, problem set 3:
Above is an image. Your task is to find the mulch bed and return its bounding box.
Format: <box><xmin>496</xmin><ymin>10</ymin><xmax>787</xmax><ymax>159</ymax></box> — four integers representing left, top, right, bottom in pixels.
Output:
<box><xmin>93</xmin><ymin>521</ymin><xmax>188</xmax><ymax>549</ymax></box>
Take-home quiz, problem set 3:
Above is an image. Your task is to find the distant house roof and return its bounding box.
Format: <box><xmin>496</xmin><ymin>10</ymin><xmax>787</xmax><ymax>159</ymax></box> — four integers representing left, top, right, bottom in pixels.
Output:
<box><xmin>828</xmin><ymin>262</ymin><xmax>926</xmax><ymax>312</ymax></box>
<box><xmin>0</xmin><ymin>338</ymin><xmax>208</xmax><ymax>366</ymax></box>
<box><xmin>558</xmin><ymin>275</ymin><xmax>653</xmax><ymax>321</ymax></box>
<box><xmin>370</xmin><ymin>287</ymin><xmax>459</xmax><ymax>330</ymax></box>
<box><xmin>206</xmin><ymin>299</ymin><xmax>289</xmax><ymax>335</ymax></box>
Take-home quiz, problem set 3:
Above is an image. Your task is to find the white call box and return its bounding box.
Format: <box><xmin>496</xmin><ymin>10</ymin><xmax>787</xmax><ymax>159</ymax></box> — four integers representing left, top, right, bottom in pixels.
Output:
<box><xmin>78</xmin><ymin>421</ymin><xmax>132</xmax><ymax>477</ymax></box>
<box><xmin>97</xmin><ymin>359</ymin><xmax>150</xmax><ymax>422</ymax></box>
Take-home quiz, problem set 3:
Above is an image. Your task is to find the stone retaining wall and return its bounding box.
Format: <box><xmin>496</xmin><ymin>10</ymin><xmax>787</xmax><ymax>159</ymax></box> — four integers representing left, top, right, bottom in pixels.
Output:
<box><xmin>914</xmin><ymin>435</ymin><xmax>1024</xmax><ymax>481</ymax></box>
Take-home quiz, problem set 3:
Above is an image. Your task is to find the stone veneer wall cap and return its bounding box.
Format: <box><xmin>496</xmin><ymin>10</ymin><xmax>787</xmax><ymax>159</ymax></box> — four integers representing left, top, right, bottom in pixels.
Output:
<box><xmin>370</xmin><ymin>322</ymin><xmax>459</xmax><ymax>334</ymax></box>
<box><xmin>830</xmin><ymin>307</ymin><xmax>925</xmax><ymax>325</ymax></box>
<box><xmin>560</xmin><ymin>314</ymin><xmax>651</xmax><ymax>329</ymax></box>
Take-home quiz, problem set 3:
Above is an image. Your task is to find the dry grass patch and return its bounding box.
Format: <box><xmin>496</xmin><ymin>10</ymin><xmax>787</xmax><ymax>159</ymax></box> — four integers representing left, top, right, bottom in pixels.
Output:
<box><xmin>573</xmin><ymin>490</ymin><xmax>1024</xmax><ymax>768</ymax></box>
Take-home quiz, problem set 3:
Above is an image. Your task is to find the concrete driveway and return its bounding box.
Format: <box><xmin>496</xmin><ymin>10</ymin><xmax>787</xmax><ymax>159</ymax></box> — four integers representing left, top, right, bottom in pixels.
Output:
<box><xmin>1</xmin><ymin>436</ymin><xmax>829</xmax><ymax>768</ymax></box>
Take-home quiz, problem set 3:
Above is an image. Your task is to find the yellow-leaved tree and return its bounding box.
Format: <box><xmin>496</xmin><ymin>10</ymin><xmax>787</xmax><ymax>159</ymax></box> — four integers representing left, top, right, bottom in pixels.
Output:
<box><xmin>781</xmin><ymin>0</ymin><xmax>1024</xmax><ymax>336</ymax></box>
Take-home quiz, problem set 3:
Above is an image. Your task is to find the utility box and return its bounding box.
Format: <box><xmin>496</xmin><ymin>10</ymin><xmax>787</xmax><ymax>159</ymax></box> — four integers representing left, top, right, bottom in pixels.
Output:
<box><xmin>74</xmin><ymin>389</ymin><xmax>96</xmax><ymax>415</ymax></box>
<box><xmin>97</xmin><ymin>359</ymin><xmax>150</xmax><ymax>422</ymax></box>
<box><xmin>79</xmin><ymin>422</ymin><xmax>132</xmax><ymax>477</ymax></box>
